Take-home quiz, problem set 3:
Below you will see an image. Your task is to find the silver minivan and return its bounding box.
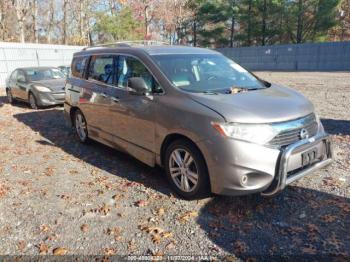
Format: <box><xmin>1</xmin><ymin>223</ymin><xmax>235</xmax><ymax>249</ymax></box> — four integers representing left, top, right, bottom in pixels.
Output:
<box><xmin>64</xmin><ymin>42</ymin><xmax>332</xmax><ymax>199</ymax></box>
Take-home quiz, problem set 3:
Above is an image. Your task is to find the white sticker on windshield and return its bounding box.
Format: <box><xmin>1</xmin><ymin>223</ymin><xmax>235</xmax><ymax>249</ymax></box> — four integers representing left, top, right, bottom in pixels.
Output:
<box><xmin>230</xmin><ymin>63</ymin><xmax>247</xmax><ymax>73</ymax></box>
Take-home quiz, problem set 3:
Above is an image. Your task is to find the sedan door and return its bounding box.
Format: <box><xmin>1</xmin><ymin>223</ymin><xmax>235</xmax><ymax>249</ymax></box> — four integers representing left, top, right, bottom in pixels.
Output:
<box><xmin>8</xmin><ymin>70</ymin><xmax>19</xmax><ymax>98</ymax></box>
<box><xmin>15</xmin><ymin>70</ymin><xmax>29</xmax><ymax>100</ymax></box>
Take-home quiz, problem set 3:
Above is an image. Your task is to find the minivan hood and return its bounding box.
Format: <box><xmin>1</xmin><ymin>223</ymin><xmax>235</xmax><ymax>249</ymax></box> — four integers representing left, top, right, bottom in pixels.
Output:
<box><xmin>189</xmin><ymin>84</ymin><xmax>314</xmax><ymax>124</ymax></box>
<box><xmin>31</xmin><ymin>79</ymin><xmax>66</xmax><ymax>92</ymax></box>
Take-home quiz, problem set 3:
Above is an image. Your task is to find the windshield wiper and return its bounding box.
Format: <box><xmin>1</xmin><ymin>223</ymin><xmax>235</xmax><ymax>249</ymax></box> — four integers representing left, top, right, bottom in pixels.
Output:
<box><xmin>202</xmin><ymin>90</ymin><xmax>218</xmax><ymax>95</ymax></box>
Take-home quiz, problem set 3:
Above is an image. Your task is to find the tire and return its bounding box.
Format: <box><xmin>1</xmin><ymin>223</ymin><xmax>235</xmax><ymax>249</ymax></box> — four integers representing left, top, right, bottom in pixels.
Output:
<box><xmin>6</xmin><ymin>89</ymin><xmax>14</xmax><ymax>104</ymax></box>
<box><xmin>29</xmin><ymin>93</ymin><xmax>38</xmax><ymax>109</ymax></box>
<box><xmin>164</xmin><ymin>139</ymin><xmax>210</xmax><ymax>199</ymax></box>
<box><xmin>74</xmin><ymin>109</ymin><xmax>89</xmax><ymax>143</ymax></box>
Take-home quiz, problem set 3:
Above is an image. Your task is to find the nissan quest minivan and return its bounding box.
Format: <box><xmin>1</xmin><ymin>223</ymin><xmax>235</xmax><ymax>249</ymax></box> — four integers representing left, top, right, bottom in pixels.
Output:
<box><xmin>64</xmin><ymin>42</ymin><xmax>333</xmax><ymax>199</ymax></box>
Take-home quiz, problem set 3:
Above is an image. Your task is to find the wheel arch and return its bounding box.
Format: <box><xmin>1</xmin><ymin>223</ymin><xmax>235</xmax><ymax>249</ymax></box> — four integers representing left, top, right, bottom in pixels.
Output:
<box><xmin>160</xmin><ymin>133</ymin><xmax>207</xmax><ymax>170</ymax></box>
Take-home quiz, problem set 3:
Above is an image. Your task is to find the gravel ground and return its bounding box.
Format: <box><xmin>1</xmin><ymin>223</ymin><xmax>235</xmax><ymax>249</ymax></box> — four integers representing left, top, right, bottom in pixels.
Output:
<box><xmin>0</xmin><ymin>72</ymin><xmax>349</xmax><ymax>260</ymax></box>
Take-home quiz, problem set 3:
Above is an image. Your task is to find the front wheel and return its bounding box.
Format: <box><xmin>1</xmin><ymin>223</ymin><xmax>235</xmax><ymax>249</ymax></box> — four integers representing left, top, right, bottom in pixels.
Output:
<box><xmin>29</xmin><ymin>93</ymin><xmax>38</xmax><ymax>109</ymax></box>
<box><xmin>6</xmin><ymin>89</ymin><xmax>14</xmax><ymax>104</ymax></box>
<box><xmin>74</xmin><ymin>110</ymin><xmax>89</xmax><ymax>143</ymax></box>
<box><xmin>164</xmin><ymin>139</ymin><xmax>210</xmax><ymax>199</ymax></box>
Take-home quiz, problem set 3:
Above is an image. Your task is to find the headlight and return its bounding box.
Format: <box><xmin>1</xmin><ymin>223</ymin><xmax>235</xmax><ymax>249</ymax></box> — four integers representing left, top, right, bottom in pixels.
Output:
<box><xmin>212</xmin><ymin>122</ymin><xmax>279</xmax><ymax>145</ymax></box>
<box><xmin>33</xmin><ymin>85</ymin><xmax>51</xmax><ymax>92</ymax></box>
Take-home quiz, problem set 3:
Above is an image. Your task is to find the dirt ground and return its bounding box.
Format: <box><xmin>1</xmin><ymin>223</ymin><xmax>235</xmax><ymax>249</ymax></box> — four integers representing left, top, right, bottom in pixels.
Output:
<box><xmin>0</xmin><ymin>72</ymin><xmax>349</xmax><ymax>260</ymax></box>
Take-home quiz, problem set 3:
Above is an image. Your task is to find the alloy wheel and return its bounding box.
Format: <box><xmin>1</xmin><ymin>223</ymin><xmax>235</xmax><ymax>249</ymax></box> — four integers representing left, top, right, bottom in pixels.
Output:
<box><xmin>29</xmin><ymin>94</ymin><xmax>37</xmax><ymax>109</ymax></box>
<box><xmin>169</xmin><ymin>148</ymin><xmax>199</xmax><ymax>193</ymax></box>
<box><xmin>75</xmin><ymin>112</ymin><xmax>87</xmax><ymax>142</ymax></box>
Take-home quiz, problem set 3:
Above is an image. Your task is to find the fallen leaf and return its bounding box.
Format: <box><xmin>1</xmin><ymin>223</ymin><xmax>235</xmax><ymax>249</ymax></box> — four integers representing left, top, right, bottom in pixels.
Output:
<box><xmin>38</xmin><ymin>243</ymin><xmax>49</xmax><ymax>255</ymax></box>
<box><xmin>233</xmin><ymin>240</ymin><xmax>248</xmax><ymax>254</ymax></box>
<box><xmin>155</xmin><ymin>207</ymin><xmax>165</xmax><ymax>216</ymax></box>
<box><xmin>39</xmin><ymin>224</ymin><xmax>50</xmax><ymax>233</ymax></box>
<box><xmin>17</xmin><ymin>240</ymin><xmax>26</xmax><ymax>251</ymax></box>
<box><xmin>321</xmin><ymin>214</ymin><xmax>337</xmax><ymax>223</ymax></box>
<box><xmin>53</xmin><ymin>247</ymin><xmax>68</xmax><ymax>255</ymax></box>
<box><xmin>80</xmin><ymin>224</ymin><xmax>89</xmax><ymax>233</ymax></box>
<box><xmin>134</xmin><ymin>200</ymin><xmax>148</xmax><ymax>207</ymax></box>
<box><xmin>103</xmin><ymin>247</ymin><xmax>116</xmax><ymax>255</ymax></box>
<box><xmin>99</xmin><ymin>203</ymin><xmax>111</xmax><ymax>216</ymax></box>
<box><xmin>178</xmin><ymin>211</ymin><xmax>198</xmax><ymax>223</ymax></box>
<box><xmin>0</xmin><ymin>183</ymin><xmax>10</xmax><ymax>198</ymax></box>
<box><xmin>127</xmin><ymin>239</ymin><xmax>137</xmax><ymax>252</ymax></box>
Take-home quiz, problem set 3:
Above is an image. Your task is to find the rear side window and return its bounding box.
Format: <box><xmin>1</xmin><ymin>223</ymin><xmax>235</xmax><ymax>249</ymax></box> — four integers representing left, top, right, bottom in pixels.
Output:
<box><xmin>72</xmin><ymin>56</ymin><xmax>88</xmax><ymax>78</ymax></box>
<box><xmin>88</xmin><ymin>55</ymin><xmax>114</xmax><ymax>85</ymax></box>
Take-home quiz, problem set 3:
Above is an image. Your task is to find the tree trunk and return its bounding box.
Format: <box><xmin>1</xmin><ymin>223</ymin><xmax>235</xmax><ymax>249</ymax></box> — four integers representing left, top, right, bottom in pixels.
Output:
<box><xmin>296</xmin><ymin>0</ymin><xmax>303</xmax><ymax>43</ymax></box>
<box><xmin>47</xmin><ymin>0</ymin><xmax>55</xmax><ymax>44</ymax></box>
<box><xmin>193</xmin><ymin>20</ymin><xmax>197</xmax><ymax>47</ymax></box>
<box><xmin>247</xmin><ymin>0</ymin><xmax>252</xmax><ymax>46</ymax></box>
<box><xmin>62</xmin><ymin>0</ymin><xmax>68</xmax><ymax>44</ymax></box>
<box><xmin>230</xmin><ymin>16</ymin><xmax>235</xmax><ymax>47</ymax></box>
<box><xmin>33</xmin><ymin>0</ymin><xmax>38</xmax><ymax>43</ymax></box>
<box><xmin>19</xmin><ymin>20</ymin><xmax>25</xmax><ymax>43</ymax></box>
<box><xmin>144</xmin><ymin>5</ymin><xmax>150</xmax><ymax>38</ymax></box>
<box><xmin>261</xmin><ymin>0</ymin><xmax>267</xmax><ymax>46</ymax></box>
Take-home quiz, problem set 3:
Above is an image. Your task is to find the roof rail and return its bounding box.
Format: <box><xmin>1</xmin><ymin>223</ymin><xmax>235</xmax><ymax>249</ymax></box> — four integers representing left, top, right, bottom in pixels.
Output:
<box><xmin>83</xmin><ymin>40</ymin><xmax>170</xmax><ymax>50</ymax></box>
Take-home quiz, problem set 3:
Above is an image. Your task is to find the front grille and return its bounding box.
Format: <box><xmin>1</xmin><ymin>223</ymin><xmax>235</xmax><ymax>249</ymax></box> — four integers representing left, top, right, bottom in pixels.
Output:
<box><xmin>269</xmin><ymin>114</ymin><xmax>318</xmax><ymax>147</ymax></box>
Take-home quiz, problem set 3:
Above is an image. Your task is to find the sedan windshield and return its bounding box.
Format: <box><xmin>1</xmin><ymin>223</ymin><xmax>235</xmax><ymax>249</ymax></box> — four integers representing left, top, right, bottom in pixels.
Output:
<box><xmin>25</xmin><ymin>68</ymin><xmax>65</xmax><ymax>81</ymax></box>
<box><xmin>151</xmin><ymin>54</ymin><xmax>265</xmax><ymax>92</ymax></box>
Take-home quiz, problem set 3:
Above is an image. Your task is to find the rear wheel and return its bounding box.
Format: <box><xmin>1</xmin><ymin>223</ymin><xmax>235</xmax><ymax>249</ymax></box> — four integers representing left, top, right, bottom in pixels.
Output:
<box><xmin>164</xmin><ymin>139</ymin><xmax>210</xmax><ymax>199</ymax></box>
<box><xmin>74</xmin><ymin>110</ymin><xmax>89</xmax><ymax>143</ymax></box>
<box><xmin>6</xmin><ymin>89</ymin><xmax>14</xmax><ymax>104</ymax></box>
<box><xmin>29</xmin><ymin>93</ymin><xmax>38</xmax><ymax>109</ymax></box>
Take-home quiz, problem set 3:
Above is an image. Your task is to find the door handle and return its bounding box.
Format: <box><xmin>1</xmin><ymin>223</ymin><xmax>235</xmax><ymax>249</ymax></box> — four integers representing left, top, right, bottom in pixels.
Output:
<box><xmin>111</xmin><ymin>96</ymin><xmax>120</xmax><ymax>103</ymax></box>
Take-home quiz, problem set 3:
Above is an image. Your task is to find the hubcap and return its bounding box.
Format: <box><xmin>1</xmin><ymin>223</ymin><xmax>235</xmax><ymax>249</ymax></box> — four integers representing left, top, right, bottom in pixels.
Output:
<box><xmin>75</xmin><ymin>113</ymin><xmax>87</xmax><ymax>141</ymax></box>
<box><xmin>169</xmin><ymin>148</ymin><xmax>199</xmax><ymax>192</ymax></box>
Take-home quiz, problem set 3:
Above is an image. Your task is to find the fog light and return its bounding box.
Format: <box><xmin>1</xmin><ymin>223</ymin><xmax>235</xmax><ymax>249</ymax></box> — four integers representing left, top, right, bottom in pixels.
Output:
<box><xmin>241</xmin><ymin>175</ymin><xmax>248</xmax><ymax>185</ymax></box>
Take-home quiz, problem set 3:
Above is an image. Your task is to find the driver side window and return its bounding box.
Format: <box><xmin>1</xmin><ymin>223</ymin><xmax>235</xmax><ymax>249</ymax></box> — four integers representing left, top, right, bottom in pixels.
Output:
<box><xmin>17</xmin><ymin>71</ymin><xmax>26</xmax><ymax>82</ymax></box>
<box><xmin>10</xmin><ymin>70</ymin><xmax>18</xmax><ymax>82</ymax></box>
<box><xmin>116</xmin><ymin>56</ymin><xmax>163</xmax><ymax>93</ymax></box>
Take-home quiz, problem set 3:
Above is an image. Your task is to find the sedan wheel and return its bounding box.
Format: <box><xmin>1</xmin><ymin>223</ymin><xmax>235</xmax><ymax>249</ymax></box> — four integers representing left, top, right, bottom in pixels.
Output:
<box><xmin>74</xmin><ymin>110</ymin><xmax>88</xmax><ymax>143</ymax></box>
<box><xmin>6</xmin><ymin>89</ymin><xmax>14</xmax><ymax>104</ymax></box>
<box><xmin>165</xmin><ymin>139</ymin><xmax>210</xmax><ymax>199</ymax></box>
<box><xmin>29</xmin><ymin>93</ymin><xmax>38</xmax><ymax>109</ymax></box>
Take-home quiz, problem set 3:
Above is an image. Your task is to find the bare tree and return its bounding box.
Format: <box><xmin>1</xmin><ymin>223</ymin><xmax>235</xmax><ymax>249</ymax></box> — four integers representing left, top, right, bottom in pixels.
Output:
<box><xmin>12</xmin><ymin>0</ymin><xmax>32</xmax><ymax>43</ymax></box>
<box><xmin>62</xmin><ymin>0</ymin><xmax>69</xmax><ymax>44</ymax></box>
<box><xmin>31</xmin><ymin>0</ymin><xmax>39</xmax><ymax>43</ymax></box>
<box><xmin>46</xmin><ymin>0</ymin><xmax>55</xmax><ymax>44</ymax></box>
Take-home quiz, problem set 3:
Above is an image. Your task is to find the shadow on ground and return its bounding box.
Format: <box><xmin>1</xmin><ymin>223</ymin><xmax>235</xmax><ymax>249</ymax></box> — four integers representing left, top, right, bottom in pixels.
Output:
<box><xmin>13</xmin><ymin>108</ymin><xmax>171</xmax><ymax>197</ymax></box>
<box><xmin>321</xmin><ymin>118</ymin><xmax>350</xmax><ymax>136</ymax></box>
<box><xmin>198</xmin><ymin>188</ymin><xmax>350</xmax><ymax>260</ymax></box>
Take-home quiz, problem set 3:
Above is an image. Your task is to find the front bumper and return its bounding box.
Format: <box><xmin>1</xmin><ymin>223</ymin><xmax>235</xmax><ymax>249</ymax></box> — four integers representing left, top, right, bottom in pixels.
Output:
<box><xmin>262</xmin><ymin>132</ymin><xmax>333</xmax><ymax>196</ymax></box>
<box><xmin>36</xmin><ymin>92</ymin><xmax>65</xmax><ymax>106</ymax></box>
<box><xmin>197</xmin><ymin>132</ymin><xmax>332</xmax><ymax>196</ymax></box>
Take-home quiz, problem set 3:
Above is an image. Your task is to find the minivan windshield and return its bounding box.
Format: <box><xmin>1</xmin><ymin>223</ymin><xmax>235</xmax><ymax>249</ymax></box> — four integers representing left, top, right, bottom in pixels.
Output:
<box><xmin>151</xmin><ymin>54</ymin><xmax>265</xmax><ymax>92</ymax></box>
<box><xmin>25</xmin><ymin>68</ymin><xmax>65</xmax><ymax>81</ymax></box>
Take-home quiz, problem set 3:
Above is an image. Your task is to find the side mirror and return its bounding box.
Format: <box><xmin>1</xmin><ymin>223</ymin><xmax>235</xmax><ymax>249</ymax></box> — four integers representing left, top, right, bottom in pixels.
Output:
<box><xmin>128</xmin><ymin>77</ymin><xmax>149</xmax><ymax>95</ymax></box>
